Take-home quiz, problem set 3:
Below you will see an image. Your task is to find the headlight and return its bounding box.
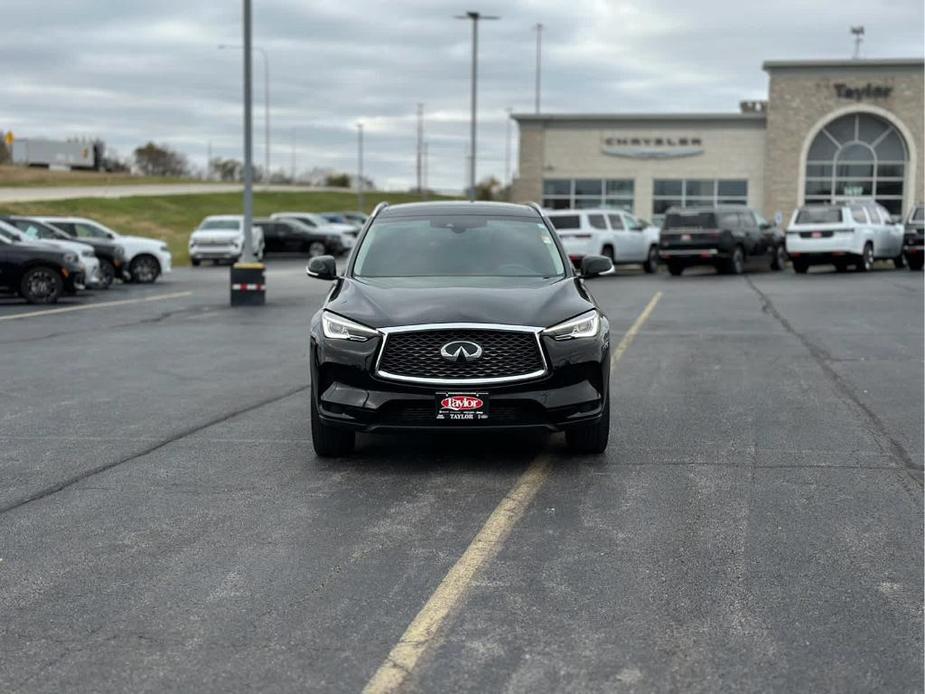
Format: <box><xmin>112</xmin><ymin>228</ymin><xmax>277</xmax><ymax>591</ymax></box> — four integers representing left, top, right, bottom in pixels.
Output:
<box><xmin>63</xmin><ymin>252</ymin><xmax>79</xmax><ymax>264</ymax></box>
<box><xmin>543</xmin><ymin>310</ymin><xmax>601</xmax><ymax>340</ymax></box>
<box><xmin>160</xmin><ymin>244</ymin><xmax>170</xmax><ymax>253</ymax></box>
<box><xmin>321</xmin><ymin>311</ymin><xmax>378</xmax><ymax>341</ymax></box>
<box><xmin>81</xmin><ymin>248</ymin><xmax>95</xmax><ymax>257</ymax></box>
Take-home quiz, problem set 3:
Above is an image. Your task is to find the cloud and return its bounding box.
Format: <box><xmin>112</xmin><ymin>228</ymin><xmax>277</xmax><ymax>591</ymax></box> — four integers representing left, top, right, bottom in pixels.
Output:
<box><xmin>2</xmin><ymin>0</ymin><xmax>922</xmax><ymax>191</ymax></box>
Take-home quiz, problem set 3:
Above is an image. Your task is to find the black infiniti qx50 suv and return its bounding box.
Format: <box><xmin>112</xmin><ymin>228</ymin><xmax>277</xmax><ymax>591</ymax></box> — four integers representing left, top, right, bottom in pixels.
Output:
<box><xmin>305</xmin><ymin>201</ymin><xmax>614</xmax><ymax>457</ymax></box>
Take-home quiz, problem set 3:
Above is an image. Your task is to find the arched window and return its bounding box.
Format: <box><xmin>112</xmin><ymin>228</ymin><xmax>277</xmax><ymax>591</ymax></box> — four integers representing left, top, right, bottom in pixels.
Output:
<box><xmin>804</xmin><ymin>113</ymin><xmax>907</xmax><ymax>215</ymax></box>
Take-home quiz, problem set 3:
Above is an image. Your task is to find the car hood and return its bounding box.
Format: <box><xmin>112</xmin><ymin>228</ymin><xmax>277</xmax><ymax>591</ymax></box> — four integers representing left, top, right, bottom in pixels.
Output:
<box><xmin>121</xmin><ymin>234</ymin><xmax>168</xmax><ymax>248</ymax></box>
<box><xmin>326</xmin><ymin>276</ymin><xmax>595</xmax><ymax>329</ymax></box>
<box><xmin>320</xmin><ymin>223</ymin><xmax>357</xmax><ymax>234</ymax></box>
<box><xmin>191</xmin><ymin>230</ymin><xmax>241</xmax><ymax>242</ymax></box>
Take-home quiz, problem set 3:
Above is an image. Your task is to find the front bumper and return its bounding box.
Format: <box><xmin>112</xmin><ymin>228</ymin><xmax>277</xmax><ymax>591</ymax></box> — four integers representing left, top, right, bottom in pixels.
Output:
<box><xmin>310</xmin><ymin>323</ymin><xmax>610</xmax><ymax>433</ymax></box>
<box><xmin>190</xmin><ymin>245</ymin><xmax>240</xmax><ymax>261</ymax></box>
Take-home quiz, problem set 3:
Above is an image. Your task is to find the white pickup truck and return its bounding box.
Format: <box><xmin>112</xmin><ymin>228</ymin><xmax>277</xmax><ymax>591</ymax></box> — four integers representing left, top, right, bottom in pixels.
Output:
<box><xmin>545</xmin><ymin>208</ymin><xmax>661</xmax><ymax>273</ymax></box>
<box><xmin>189</xmin><ymin>215</ymin><xmax>265</xmax><ymax>266</ymax></box>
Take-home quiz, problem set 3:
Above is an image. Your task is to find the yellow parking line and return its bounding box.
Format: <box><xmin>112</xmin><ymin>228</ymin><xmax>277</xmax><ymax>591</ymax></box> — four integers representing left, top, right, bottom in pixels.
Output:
<box><xmin>362</xmin><ymin>290</ymin><xmax>663</xmax><ymax>694</ymax></box>
<box><xmin>0</xmin><ymin>291</ymin><xmax>194</xmax><ymax>321</ymax></box>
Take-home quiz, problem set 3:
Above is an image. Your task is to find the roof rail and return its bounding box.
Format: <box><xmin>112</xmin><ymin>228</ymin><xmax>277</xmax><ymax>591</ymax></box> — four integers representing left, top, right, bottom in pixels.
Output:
<box><xmin>525</xmin><ymin>201</ymin><xmax>545</xmax><ymax>216</ymax></box>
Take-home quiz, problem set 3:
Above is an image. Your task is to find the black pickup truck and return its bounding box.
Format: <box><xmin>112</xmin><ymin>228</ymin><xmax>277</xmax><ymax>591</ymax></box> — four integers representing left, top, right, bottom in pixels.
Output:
<box><xmin>659</xmin><ymin>205</ymin><xmax>787</xmax><ymax>276</ymax></box>
<box><xmin>903</xmin><ymin>204</ymin><xmax>924</xmax><ymax>271</ymax></box>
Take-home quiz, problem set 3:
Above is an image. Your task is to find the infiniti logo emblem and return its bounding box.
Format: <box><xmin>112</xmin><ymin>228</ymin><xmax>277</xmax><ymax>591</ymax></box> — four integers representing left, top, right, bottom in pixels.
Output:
<box><xmin>440</xmin><ymin>340</ymin><xmax>483</xmax><ymax>363</ymax></box>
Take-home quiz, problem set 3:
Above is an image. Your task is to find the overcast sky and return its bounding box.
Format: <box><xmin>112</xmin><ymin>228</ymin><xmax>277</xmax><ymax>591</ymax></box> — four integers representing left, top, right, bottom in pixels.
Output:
<box><xmin>3</xmin><ymin>0</ymin><xmax>923</xmax><ymax>191</ymax></box>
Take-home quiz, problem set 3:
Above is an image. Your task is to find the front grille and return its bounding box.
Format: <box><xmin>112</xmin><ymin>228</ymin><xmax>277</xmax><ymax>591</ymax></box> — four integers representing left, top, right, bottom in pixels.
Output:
<box><xmin>377</xmin><ymin>328</ymin><xmax>545</xmax><ymax>383</ymax></box>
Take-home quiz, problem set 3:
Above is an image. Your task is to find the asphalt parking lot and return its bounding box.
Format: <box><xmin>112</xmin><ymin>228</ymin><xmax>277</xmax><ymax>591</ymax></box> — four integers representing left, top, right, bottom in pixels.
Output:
<box><xmin>1</xmin><ymin>258</ymin><xmax>922</xmax><ymax>693</ymax></box>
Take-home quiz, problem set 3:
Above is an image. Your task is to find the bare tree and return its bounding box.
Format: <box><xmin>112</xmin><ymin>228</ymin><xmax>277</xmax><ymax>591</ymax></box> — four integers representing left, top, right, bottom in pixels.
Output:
<box><xmin>133</xmin><ymin>142</ymin><xmax>189</xmax><ymax>177</ymax></box>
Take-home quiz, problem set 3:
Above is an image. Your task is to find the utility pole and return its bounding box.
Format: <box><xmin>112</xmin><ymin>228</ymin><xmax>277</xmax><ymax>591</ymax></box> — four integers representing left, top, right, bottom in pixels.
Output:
<box><xmin>455</xmin><ymin>11</ymin><xmax>500</xmax><ymax>200</ymax></box>
<box><xmin>290</xmin><ymin>128</ymin><xmax>296</xmax><ymax>182</ymax></box>
<box><xmin>357</xmin><ymin>123</ymin><xmax>365</xmax><ymax>212</ymax></box>
<box><xmin>504</xmin><ymin>107</ymin><xmax>513</xmax><ymax>192</ymax></box>
<box><xmin>206</xmin><ymin>140</ymin><xmax>212</xmax><ymax>181</ymax></box>
<box><xmin>534</xmin><ymin>23</ymin><xmax>543</xmax><ymax>113</ymax></box>
<box><xmin>422</xmin><ymin>140</ymin><xmax>429</xmax><ymax>200</ymax></box>
<box><xmin>416</xmin><ymin>103</ymin><xmax>424</xmax><ymax>194</ymax></box>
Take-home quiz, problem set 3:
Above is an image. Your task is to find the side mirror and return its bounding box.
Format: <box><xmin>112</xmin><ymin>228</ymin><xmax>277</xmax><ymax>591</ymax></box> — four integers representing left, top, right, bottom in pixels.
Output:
<box><xmin>306</xmin><ymin>255</ymin><xmax>337</xmax><ymax>280</ymax></box>
<box><xmin>580</xmin><ymin>254</ymin><xmax>613</xmax><ymax>278</ymax></box>
<box><xmin>759</xmin><ymin>222</ymin><xmax>771</xmax><ymax>230</ymax></box>
<box><xmin>890</xmin><ymin>214</ymin><xmax>902</xmax><ymax>224</ymax></box>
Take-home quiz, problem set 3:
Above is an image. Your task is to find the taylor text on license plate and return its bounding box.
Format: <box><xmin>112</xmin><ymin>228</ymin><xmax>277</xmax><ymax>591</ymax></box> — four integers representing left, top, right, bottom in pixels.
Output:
<box><xmin>436</xmin><ymin>393</ymin><xmax>489</xmax><ymax>421</ymax></box>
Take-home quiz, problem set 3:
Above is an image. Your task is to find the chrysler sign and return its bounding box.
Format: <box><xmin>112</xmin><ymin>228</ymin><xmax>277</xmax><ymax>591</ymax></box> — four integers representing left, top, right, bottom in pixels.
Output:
<box><xmin>601</xmin><ymin>135</ymin><xmax>704</xmax><ymax>159</ymax></box>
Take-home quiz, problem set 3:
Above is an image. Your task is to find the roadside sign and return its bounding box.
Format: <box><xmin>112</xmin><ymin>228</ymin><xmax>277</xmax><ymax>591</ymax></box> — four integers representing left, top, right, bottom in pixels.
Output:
<box><xmin>4</xmin><ymin>131</ymin><xmax>13</xmax><ymax>146</ymax></box>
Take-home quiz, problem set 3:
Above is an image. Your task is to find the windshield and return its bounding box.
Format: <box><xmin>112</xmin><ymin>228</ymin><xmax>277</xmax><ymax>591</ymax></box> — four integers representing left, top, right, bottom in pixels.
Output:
<box><xmin>353</xmin><ymin>214</ymin><xmax>566</xmax><ymax>278</ymax></box>
<box><xmin>913</xmin><ymin>206</ymin><xmax>924</xmax><ymax>222</ymax></box>
<box><xmin>663</xmin><ymin>212</ymin><xmax>717</xmax><ymax>229</ymax></box>
<box><xmin>199</xmin><ymin>219</ymin><xmax>241</xmax><ymax>231</ymax></box>
<box><xmin>795</xmin><ymin>207</ymin><xmax>843</xmax><ymax>224</ymax></box>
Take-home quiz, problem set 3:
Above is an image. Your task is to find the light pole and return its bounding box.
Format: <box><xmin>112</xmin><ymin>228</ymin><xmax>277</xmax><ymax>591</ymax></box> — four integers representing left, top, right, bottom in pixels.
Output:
<box><xmin>504</xmin><ymin>107</ymin><xmax>513</xmax><ymax>197</ymax></box>
<box><xmin>534</xmin><ymin>23</ymin><xmax>543</xmax><ymax>114</ymax></box>
<box><xmin>416</xmin><ymin>103</ymin><xmax>424</xmax><ymax>194</ymax></box>
<box><xmin>219</xmin><ymin>43</ymin><xmax>270</xmax><ymax>182</ymax></box>
<box><xmin>357</xmin><ymin>123</ymin><xmax>365</xmax><ymax>212</ymax></box>
<box><xmin>455</xmin><ymin>11</ymin><xmax>499</xmax><ymax>201</ymax></box>
<box><xmin>240</xmin><ymin>3</ymin><xmax>254</xmax><ymax>262</ymax></box>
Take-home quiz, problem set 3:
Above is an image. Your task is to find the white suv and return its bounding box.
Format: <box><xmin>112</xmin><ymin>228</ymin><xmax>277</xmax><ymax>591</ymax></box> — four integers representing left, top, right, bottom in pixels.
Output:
<box><xmin>37</xmin><ymin>216</ymin><xmax>172</xmax><ymax>283</ymax></box>
<box><xmin>786</xmin><ymin>202</ymin><xmax>904</xmax><ymax>273</ymax></box>
<box><xmin>545</xmin><ymin>208</ymin><xmax>661</xmax><ymax>273</ymax></box>
<box><xmin>189</xmin><ymin>215</ymin><xmax>265</xmax><ymax>266</ymax></box>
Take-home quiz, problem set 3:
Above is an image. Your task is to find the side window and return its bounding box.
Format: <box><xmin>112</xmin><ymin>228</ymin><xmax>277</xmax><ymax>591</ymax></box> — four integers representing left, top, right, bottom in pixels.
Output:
<box><xmin>22</xmin><ymin>224</ymin><xmax>41</xmax><ymax>239</ymax></box>
<box><xmin>75</xmin><ymin>223</ymin><xmax>105</xmax><ymax>238</ymax></box>
<box><xmin>587</xmin><ymin>214</ymin><xmax>607</xmax><ymax>230</ymax></box>
<box><xmin>738</xmin><ymin>212</ymin><xmax>756</xmax><ymax>230</ymax></box>
<box><xmin>607</xmin><ymin>214</ymin><xmax>624</xmax><ymax>230</ymax></box>
<box><xmin>863</xmin><ymin>204</ymin><xmax>881</xmax><ymax>224</ymax></box>
<box><xmin>850</xmin><ymin>206</ymin><xmax>868</xmax><ymax>224</ymax></box>
<box><xmin>54</xmin><ymin>222</ymin><xmax>75</xmax><ymax>236</ymax></box>
<box><xmin>718</xmin><ymin>212</ymin><xmax>739</xmax><ymax>229</ymax></box>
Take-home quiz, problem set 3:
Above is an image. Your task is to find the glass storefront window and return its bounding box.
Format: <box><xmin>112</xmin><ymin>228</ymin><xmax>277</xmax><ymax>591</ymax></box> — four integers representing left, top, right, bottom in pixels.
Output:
<box><xmin>542</xmin><ymin>179</ymin><xmax>634</xmax><ymax>211</ymax></box>
<box><xmin>652</xmin><ymin>179</ymin><xmax>748</xmax><ymax>223</ymax></box>
<box><xmin>804</xmin><ymin>113</ymin><xmax>908</xmax><ymax>212</ymax></box>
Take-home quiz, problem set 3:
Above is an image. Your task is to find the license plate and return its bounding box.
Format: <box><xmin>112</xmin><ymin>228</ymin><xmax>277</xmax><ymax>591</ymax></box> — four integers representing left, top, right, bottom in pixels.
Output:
<box><xmin>681</xmin><ymin>234</ymin><xmax>691</xmax><ymax>241</ymax></box>
<box><xmin>811</xmin><ymin>231</ymin><xmax>822</xmax><ymax>238</ymax></box>
<box><xmin>436</xmin><ymin>392</ymin><xmax>489</xmax><ymax>422</ymax></box>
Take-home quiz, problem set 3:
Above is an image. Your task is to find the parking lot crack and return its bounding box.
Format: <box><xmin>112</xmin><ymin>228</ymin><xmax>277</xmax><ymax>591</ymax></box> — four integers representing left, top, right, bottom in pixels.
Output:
<box><xmin>745</xmin><ymin>275</ymin><xmax>922</xmax><ymax>492</ymax></box>
<box><xmin>0</xmin><ymin>382</ymin><xmax>310</xmax><ymax>516</ymax></box>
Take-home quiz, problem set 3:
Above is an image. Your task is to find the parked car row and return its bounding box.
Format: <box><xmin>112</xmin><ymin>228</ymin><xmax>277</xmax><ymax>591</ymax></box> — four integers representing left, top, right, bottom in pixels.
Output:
<box><xmin>0</xmin><ymin>215</ymin><xmax>172</xmax><ymax>304</ymax></box>
<box><xmin>188</xmin><ymin>211</ymin><xmax>367</xmax><ymax>267</ymax></box>
<box><xmin>543</xmin><ymin>201</ymin><xmax>922</xmax><ymax>277</ymax></box>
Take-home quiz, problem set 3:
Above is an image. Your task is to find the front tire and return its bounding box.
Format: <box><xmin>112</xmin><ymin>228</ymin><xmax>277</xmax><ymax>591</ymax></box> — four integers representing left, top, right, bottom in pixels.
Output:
<box><xmin>907</xmin><ymin>254</ymin><xmax>924</xmax><ymax>271</ymax></box>
<box><xmin>130</xmin><ymin>254</ymin><xmax>161</xmax><ymax>283</ymax></box>
<box><xmin>893</xmin><ymin>253</ymin><xmax>906</xmax><ymax>269</ymax></box>
<box><xmin>770</xmin><ymin>244</ymin><xmax>787</xmax><ymax>271</ymax></box>
<box><xmin>191</xmin><ymin>258</ymin><xmax>201</xmax><ymax>267</ymax></box>
<box><xmin>643</xmin><ymin>245</ymin><xmax>659</xmax><ymax>274</ymax></box>
<box><xmin>311</xmin><ymin>397</ymin><xmax>355</xmax><ymax>457</ymax></box>
<box><xmin>722</xmin><ymin>246</ymin><xmax>745</xmax><ymax>275</ymax></box>
<box><xmin>855</xmin><ymin>243</ymin><xmax>874</xmax><ymax>272</ymax></box>
<box><xmin>667</xmin><ymin>261</ymin><xmax>684</xmax><ymax>276</ymax></box>
<box><xmin>99</xmin><ymin>260</ymin><xmax>115</xmax><ymax>288</ymax></box>
<box><xmin>566</xmin><ymin>395</ymin><xmax>610</xmax><ymax>454</ymax></box>
<box><xmin>20</xmin><ymin>266</ymin><xmax>63</xmax><ymax>304</ymax></box>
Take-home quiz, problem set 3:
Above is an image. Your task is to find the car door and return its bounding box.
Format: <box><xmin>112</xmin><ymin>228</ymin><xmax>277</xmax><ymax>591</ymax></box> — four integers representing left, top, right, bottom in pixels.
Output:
<box><xmin>621</xmin><ymin>212</ymin><xmax>649</xmax><ymax>260</ymax></box>
<box><xmin>737</xmin><ymin>211</ymin><xmax>763</xmax><ymax>257</ymax></box>
<box><xmin>259</xmin><ymin>222</ymin><xmax>279</xmax><ymax>251</ymax></box>
<box><xmin>0</xmin><ymin>238</ymin><xmax>17</xmax><ymax>290</ymax></box>
<box><xmin>605</xmin><ymin>213</ymin><xmax>634</xmax><ymax>262</ymax></box>
<box><xmin>878</xmin><ymin>205</ymin><xmax>903</xmax><ymax>256</ymax></box>
<box><xmin>278</xmin><ymin>222</ymin><xmax>303</xmax><ymax>252</ymax></box>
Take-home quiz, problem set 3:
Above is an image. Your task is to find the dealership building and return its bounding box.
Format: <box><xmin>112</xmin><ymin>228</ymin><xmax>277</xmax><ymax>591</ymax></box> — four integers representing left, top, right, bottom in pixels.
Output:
<box><xmin>512</xmin><ymin>58</ymin><xmax>924</xmax><ymax>223</ymax></box>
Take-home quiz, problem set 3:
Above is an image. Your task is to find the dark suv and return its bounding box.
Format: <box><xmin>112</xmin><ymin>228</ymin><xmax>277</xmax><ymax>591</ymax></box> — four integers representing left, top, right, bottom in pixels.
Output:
<box><xmin>304</xmin><ymin>201</ymin><xmax>614</xmax><ymax>457</ymax></box>
<box><xmin>903</xmin><ymin>204</ymin><xmax>924</xmax><ymax>271</ymax></box>
<box><xmin>659</xmin><ymin>206</ymin><xmax>787</xmax><ymax>276</ymax></box>
<box><xmin>1</xmin><ymin>216</ymin><xmax>125</xmax><ymax>288</ymax></box>
<box><xmin>0</xmin><ymin>235</ymin><xmax>83</xmax><ymax>303</ymax></box>
<box><xmin>255</xmin><ymin>218</ymin><xmax>344</xmax><ymax>257</ymax></box>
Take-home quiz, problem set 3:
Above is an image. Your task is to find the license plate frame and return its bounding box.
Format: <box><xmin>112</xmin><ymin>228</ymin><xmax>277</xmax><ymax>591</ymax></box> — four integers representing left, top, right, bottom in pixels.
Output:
<box><xmin>435</xmin><ymin>392</ymin><xmax>489</xmax><ymax>422</ymax></box>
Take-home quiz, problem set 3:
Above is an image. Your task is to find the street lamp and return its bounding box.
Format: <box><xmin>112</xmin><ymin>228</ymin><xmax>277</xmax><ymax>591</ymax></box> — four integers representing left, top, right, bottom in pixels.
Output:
<box><xmin>454</xmin><ymin>11</ymin><xmax>499</xmax><ymax>201</ymax></box>
<box><xmin>219</xmin><ymin>43</ymin><xmax>270</xmax><ymax>182</ymax></box>
<box><xmin>534</xmin><ymin>23</ymin><xmax>543</xmax><ymax>114</ymax></box>
<box><xmin>504</xmin><ymin>106</ymin><xmax>513</xmax><ymax>196</ymax></box>
<box><xmin>357</xmin><ymin>123</ymin><xmax>365</xmax><ymax>212</ymax></box>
